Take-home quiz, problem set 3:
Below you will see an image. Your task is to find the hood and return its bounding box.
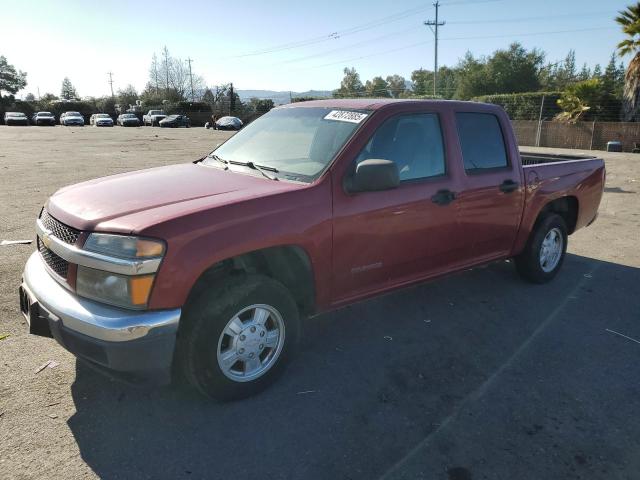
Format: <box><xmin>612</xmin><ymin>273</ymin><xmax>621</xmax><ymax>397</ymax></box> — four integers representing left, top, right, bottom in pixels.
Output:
<box><xmin>46</xmin><ymin>163</ymin><xmax>304</xmax><ymax>233</ymax></box>
<box><xmin>66</xmin><ymin>115</ymin><xmax>83</xmax><ymax>120</ymax></box>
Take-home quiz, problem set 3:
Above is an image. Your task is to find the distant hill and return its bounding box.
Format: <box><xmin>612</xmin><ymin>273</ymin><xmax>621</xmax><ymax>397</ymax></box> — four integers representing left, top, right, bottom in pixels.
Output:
<box><xmin>237</xmin><ymin>89</ymin><xmax>332</xmax><ymax>105</ymax></box>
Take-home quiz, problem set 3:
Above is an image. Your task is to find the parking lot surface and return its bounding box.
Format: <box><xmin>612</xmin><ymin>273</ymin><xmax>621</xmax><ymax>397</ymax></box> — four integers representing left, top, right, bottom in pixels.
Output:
<box><xmin>1</xmin><ymin>126</ymin><xmax>639</xmax><ymax>480</ymax></box>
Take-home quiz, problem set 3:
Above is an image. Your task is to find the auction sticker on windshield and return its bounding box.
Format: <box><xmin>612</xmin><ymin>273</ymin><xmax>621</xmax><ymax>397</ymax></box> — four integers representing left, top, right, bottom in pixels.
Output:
<box><xmin>324</xmin><ymin>110</ymin><xmax>368</xmax><ymax>123</ymax></box>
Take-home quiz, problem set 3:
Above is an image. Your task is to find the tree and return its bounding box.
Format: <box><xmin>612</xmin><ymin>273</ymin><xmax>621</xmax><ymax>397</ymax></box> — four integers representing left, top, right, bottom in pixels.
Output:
<box><xmin>411</xmin><ymin>69</ymin><xmax>433</xmax><ymax>96</ymax></box>
<box><xmin>601</xmin><ymin>52</ymin><xmax>625</xmax><ymax>97</ymax></box>
<box><xmin>147</xmin><ymin>48</ymin><xmax>206</xmax><ymax>102</ymax></box>
<box><xmin>616</xmin><ymin>2</ymin><xmax>640</xmax><ymax>121</ymax></box>
<box><xmin>592</xmin><ymin>64</ymin><xmax>602</xmax><ymax>78</ymax></box>
<box><xmin>0</xmin><ymin>55</ymin><xmax>27</xmax><ymax>100</ymax></box>
<box><xmin>248</xmin><ymin>98</ymin><xmax>274</xmax><ymax>113</ymax></box>
<box><xmin>117</xmin><ymin>84</ymin><xmax>138</xmax><ymax>109</ymax></box>
<box><xmin>39</xmin><ymin>93</ymin><xmax>59</xmax><ymax>105</ymax></box>
<box><xmin>364</xmin><ymin>76</ymin><xmax>390</xmax><ymax>97</ymax></box>
<box><xmin>578</xmin><ymin>63</ymin><xmax>591</xmax><ymax>81</ymax></box>
<box><xmin>485</xmin><ymin>43</ymin><xmax>544</xmax><ymax>93</ymax></box>
<box><xmin>202</xmin><ymin>88</ymin><xmax>216</xmax><ymax>106</ymax></box>
<box><xmin>453</xmin><ymin>52</ymin><xmax>490</xmax><ymax>99</ymax></box>
<box><xmin>556</xmin><ymin>78</ymin><xmax>609</xmax><ymax>122</ymax></box>
<box><xmin>60</xmin><ymin>77</ymin><xmax>78</xmax><ymax>100</ymax></box>
<box><xmin>333</xmin><ymin>67</ymin><xmax>364</xmax><ymax>98</ymax></box>
<box><xmin>24</xmin><ymin>93</ymin><xmax>35</xmax><ymax>102</ymax></box>
<box><xmin>385</xmin><ymin>74</ymin><xmax>406</xmax><ymax>98</ymax></box>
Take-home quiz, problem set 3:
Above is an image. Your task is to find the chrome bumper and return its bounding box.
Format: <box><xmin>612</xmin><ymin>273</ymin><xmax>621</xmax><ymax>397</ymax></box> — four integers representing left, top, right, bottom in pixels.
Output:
<box><xmin>20</xmin><ymin>252</ymin><xmax>181</xmax><ymax>383</ymax></box>
<box><xmin>21</xmin><ymin>252</ymin><xmax>180</xmax><ymax>342</ymax></box>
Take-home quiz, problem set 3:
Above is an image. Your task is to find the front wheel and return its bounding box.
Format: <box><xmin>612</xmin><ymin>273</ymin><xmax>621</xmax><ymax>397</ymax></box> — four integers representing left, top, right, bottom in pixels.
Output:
<box><xmin>177</xmin><ymin>274</ymin><xmax>300</xmax><ymax>401</ymax></box>
<box><xmin>515</xmin><ymin>213</ymin><xmax>568</xmax><ymax>284</ymax></box>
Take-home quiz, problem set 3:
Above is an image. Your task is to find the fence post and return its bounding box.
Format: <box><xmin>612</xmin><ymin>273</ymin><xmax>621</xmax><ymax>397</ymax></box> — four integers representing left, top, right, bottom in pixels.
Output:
<box><xmin>535</xmin><ymin>94</ymin><xmax>545</xmax><ymax>147</ymax></box>
<box><xmin>589</xmin><ymin>120</ymin><xmax>596</xmax><ymax>150</ymax></box>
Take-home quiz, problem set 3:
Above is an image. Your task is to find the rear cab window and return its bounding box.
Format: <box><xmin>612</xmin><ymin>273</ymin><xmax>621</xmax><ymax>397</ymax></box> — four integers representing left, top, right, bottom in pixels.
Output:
<box><xmin>455</xmin><ymin>112</ymin><xmax>508</xmax><ymax>173</ymax></box>
<box><xmin>356</xmin><ymin>113</ymin><xmax>446</xmax><ymax>182</ymax></box>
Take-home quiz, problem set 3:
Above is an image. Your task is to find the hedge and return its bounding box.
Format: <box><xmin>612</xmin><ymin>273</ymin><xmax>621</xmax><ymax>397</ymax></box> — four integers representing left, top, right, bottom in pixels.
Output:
<box><xmin>472</xmin><ymin>92</ymin><xmax>563</xmax><ymax>120</ymax></box>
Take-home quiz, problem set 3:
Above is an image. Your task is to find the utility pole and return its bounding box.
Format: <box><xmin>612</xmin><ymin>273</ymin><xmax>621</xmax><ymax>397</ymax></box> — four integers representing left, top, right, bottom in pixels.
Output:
<box><xmin>107</xmin><ymin>71</ymin><xmax>114</xmax><ymax>98</ymax></box>
<box><xmin>186</xmin><ymin>58</ymin><xmax>195</xmax><ymax>102</ymax></box>
<box><xmin>162</xmin><ymin>46</ymin><xmax>170</xmax><ymax>92</ymax></box>
<box><xmin>424</xmin><ymin>1</ymin><xmax>445</xmax><ymax>97</ymax></box>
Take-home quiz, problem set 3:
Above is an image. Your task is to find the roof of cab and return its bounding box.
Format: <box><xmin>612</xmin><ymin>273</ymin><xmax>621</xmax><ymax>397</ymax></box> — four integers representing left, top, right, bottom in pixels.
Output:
<box><xmin>278</xmin><ymin>98</ymin><xmax>487</xmax><ymax>111</ymax></box>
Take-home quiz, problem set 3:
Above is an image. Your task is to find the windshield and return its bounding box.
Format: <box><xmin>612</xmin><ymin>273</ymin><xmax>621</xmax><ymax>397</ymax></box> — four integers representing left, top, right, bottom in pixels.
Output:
<box><xmin>150</xmin><ymin>110</ymin><xmax>164</xmax><ymax>115</ymax></box>
<box><xmin>204</xmin><ymin>107</ymin><xmax>368</xmax><ymax>181</ymax></box>
<box><xmin>122</xmin><ymin>114</ymin><xmax>136</xmax><ymax>118</ymax></box>
<box><xmin>96</xmin><ymin>114</ymin><xmax>110</xmax><ymax>118</ymax></box>
<box><xmin>7</xmin><ymin>112</ymin><xmax>25</xmax><ymax>117</ymax></box>
<box><xmin>38</xmin><ymin>112</ymin><xmax>53</xmax><ymax>116</ymax></box>
<box><xmin>66</xmin><ymin>111</ymin><xmax>81</xmax><ymax>116</ymax></box>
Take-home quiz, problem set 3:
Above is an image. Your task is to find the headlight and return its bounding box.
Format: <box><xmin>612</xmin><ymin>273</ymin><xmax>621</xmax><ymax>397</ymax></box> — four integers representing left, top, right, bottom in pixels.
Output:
<box><xmin>84</xmin><ymin>233</ymin><xmax>165</xmax><ymax>258</ymax></box>
<box><xmin>76</xmin><ymin>266</ymin><xmax>155</xmax><ymax>309</ymax></box>
<box><xmin>78</xmin><ymin>234</ymin><xmax>165</xmax><ymax>308</ymax></box>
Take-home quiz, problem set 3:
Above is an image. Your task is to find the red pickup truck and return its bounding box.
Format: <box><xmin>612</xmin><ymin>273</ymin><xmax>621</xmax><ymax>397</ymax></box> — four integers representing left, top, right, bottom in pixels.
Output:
<box><xmin>19</xmin><ymin>99</ymin><xmax>605</xmax><ymax>400</ymax></box>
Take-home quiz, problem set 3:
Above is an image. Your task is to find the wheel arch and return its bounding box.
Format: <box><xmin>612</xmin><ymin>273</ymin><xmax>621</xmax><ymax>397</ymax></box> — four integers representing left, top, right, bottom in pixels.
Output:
<box><xmin>535</xmin><ymin>196</ymin><xmax>579</xmax><ymax>234</ymax></box>
<box><xmin>183</xmin><ymin>245</ymin><xmax>317</xmax><ymax>318</ymax></box>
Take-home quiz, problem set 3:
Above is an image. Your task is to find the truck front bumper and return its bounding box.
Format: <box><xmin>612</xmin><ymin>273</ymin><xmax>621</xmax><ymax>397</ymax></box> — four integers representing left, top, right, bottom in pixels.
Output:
<box><xmin>19</xmin><ymin>252</ymin><xmax>181</xmax><ymax>384</ymax></box>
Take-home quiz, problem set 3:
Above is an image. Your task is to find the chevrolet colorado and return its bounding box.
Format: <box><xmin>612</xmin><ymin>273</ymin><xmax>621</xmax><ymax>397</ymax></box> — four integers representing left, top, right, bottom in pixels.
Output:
<box><xmin>19</xmin><ymin>99</ymin><xmax>605</xmax><ymax>400</ymax></box>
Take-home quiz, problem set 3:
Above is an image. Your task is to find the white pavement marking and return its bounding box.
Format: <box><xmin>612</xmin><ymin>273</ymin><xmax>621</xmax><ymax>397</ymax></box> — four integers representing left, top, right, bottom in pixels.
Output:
<box><xmin>605</xmin><ymin>328</ymin><xmax>640</xmax><ymax>346</ymax></box>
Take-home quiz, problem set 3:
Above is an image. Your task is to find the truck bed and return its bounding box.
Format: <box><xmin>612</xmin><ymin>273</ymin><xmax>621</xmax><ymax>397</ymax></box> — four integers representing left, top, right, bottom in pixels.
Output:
<box><xmin>520</xmin><ymin>151</ymin><xmax>599</xmax><ymax>166</ymax></box>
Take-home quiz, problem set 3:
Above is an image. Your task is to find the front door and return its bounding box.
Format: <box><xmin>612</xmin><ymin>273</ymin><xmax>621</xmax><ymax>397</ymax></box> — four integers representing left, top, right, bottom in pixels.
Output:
<box><xmin>331</xmin><ymin>111</ymin><xmax>461</xmax><ymax>304</ymax></box>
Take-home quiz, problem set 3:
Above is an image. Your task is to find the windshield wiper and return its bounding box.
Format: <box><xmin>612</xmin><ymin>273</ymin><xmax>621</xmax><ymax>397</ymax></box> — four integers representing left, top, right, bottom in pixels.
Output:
<box><xmin>229</xmin><ymin>160</ymin><xmax>279</xmax><ymax>181</ymax></box>
<box><xmin>207</xmin><ymin>153</ymin><xmax>229</xmax><ymax>169</ymax></box>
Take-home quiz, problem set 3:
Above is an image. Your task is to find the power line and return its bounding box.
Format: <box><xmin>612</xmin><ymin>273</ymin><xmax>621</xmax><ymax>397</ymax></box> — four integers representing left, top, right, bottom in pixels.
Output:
<box><xmin>292</xmin><ymin>25</ymin><xmax>615</xmax><ymax>72</ymax></box>
<box><xmin>448</xmin><ymin>11</ymin><xmax>612</xmax><ymax>25</ymax></box>
<box><xmin>424</xmin><ymin>1</ymin><xmax>446</xmax><ymax>96</ymax></box>
<box><xmin>226</xmin><ymin>5</ymin><xmax>433</xmax><ymax>58</ymax></box>
<box><xmin>277</xmin><ymin>25</ymin><xmax>423</xmax><ymax>65</ymax></box>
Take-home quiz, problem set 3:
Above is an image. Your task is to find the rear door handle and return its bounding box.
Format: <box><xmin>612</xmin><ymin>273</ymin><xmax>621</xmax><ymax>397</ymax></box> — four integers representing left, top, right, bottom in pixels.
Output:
<box><xmin>431</xmin><ymin>189</ymin><xmax>456</xmax><ymax>206</ymax></box>
<box><xmin>499</xmin><ymin>180</ymin><xmax>519</xmax><ymax>193</ymax></box>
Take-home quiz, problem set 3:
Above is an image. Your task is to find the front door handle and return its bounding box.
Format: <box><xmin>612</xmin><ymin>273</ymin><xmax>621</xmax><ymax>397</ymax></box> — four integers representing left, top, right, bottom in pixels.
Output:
<box><xmin>431</xmin><ymin>189</ymin><xmax>456</xmax><ymax>206</ymax></box>
<box><xmin>499</xmin><ymin>179</ymin><xmax>519</xmax><ymax>193</ymax></box>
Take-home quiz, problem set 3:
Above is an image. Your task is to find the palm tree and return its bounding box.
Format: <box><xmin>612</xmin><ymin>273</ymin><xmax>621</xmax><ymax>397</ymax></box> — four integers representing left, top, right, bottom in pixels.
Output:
<box><xmin>616</xmin><ymin>3</ymin><xmax>640</xmax><ymax>121</ymax></box>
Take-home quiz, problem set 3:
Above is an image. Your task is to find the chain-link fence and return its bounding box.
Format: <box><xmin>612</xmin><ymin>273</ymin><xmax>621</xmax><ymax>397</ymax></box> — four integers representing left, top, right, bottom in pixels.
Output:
<box><xmin>513</xmin><ymin>120</ymin><xmax>640</xmax><ymax>152</ymax></box>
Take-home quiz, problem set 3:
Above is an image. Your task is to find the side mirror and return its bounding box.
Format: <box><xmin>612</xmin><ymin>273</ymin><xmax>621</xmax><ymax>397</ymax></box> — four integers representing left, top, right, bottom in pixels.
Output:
<box><xmin>346</xmin><ymin>159</ymin><xmax>400</xmax><ymax>193</ymax></box>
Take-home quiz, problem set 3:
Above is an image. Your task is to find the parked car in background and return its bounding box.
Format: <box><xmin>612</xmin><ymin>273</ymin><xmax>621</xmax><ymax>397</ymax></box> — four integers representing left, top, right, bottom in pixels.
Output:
<box><xmin>4</xmin><ymin>112</ymin><xmax>29</xmax><ymax>126</ymax></box>
<box><xmin>18</xmin><ymin>99</ymin><xmax>605</xmax><ymax>401</ymax></box>
<box><xmin>60</xmin><ymin>111</ymin><xmax>85</xmax><ymax>126</ymax></box>
<box><xmin>117</xmin><ymin>113</ymin><xmax>141</xmax><ymax>127</ymax></box>
<box><xmin>159</xmin><ymin>114</ymin><xmax>191</xmax><ymax>128</ymax></box>
<box><xmin>213</xmin><ymin>116</ymin><xmax>243</xmax><ymax>130</ymax></box>
<box><xmin>32</xmin><ymin>112</ymin><xmax>56</xmax><ymax>126</ymax></box>
<box><xmin>143</xmin><ymin>109</ymin><xmax>166</xmax><ymax>126</ymax></box>
<box><xmin>90</xmin><ymin>113</ymin><xmax>114</xmax><ymax>127</ymax></box>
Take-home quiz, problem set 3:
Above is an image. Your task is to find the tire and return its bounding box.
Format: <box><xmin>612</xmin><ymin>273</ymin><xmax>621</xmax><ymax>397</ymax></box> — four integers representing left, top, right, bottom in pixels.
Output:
<box><xmin>177</xmin><ymin>274</ymin><xmax>301</xmax><ymax>401</ymax></box>
<box><xmin>515</xmin><ymin>213</ymin><xmax>568</xmax><ymax>284</ymax></box>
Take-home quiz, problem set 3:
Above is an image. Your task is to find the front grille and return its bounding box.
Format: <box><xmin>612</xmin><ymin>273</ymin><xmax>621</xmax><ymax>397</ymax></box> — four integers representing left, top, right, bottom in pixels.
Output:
<box><xmin>40</xmin><ymin>210</ymin><xmax>80</xmax><ymax>244</ymax></box>
<box><xmin>38</xmin><ymin>237</ymin><xmax>69</xmax><ymax>278</ymax></box>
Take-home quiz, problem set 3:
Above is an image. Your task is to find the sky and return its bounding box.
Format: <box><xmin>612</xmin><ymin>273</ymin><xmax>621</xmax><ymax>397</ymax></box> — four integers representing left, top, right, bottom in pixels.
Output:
<box><xmin>0</xmin><ymin>0</ymin><xmax>631</xmax><ymax>98</ymax></box>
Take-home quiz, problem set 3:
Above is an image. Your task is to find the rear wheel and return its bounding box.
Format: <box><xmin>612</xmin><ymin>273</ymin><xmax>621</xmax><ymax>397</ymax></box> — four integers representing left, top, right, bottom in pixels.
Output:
<box><xmin>177</xmin><ymin>274</ymin><xmax>300</xmax><ymax>401</ymax></box>
<box><xmin>515</xmin><ymin>213</ymin><xmax>568</xmax><ymax>283</ymax></box>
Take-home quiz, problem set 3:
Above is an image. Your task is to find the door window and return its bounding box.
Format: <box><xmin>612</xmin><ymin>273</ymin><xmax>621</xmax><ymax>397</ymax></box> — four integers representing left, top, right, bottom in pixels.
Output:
<box><xmin>356</xmin><ymin>114</ymin><xmax>445</xmax><ymax>181</ymax></box>
<box><xmin>455</xmin><ymin>113</ymin><xmax>508</xmax><ymax>172</ymax></box>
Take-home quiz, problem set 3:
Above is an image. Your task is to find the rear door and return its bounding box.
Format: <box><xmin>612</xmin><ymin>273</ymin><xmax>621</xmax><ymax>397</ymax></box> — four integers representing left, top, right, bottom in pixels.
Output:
<box><xmin>453</xmin><ymin>110</ymin><xmax>525</xmax><ymax>263</ymax></box>
<box><xmin>331</xmin><ymin>107</ymin><xmax>462</xmax><ymax>304</ymax></box>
